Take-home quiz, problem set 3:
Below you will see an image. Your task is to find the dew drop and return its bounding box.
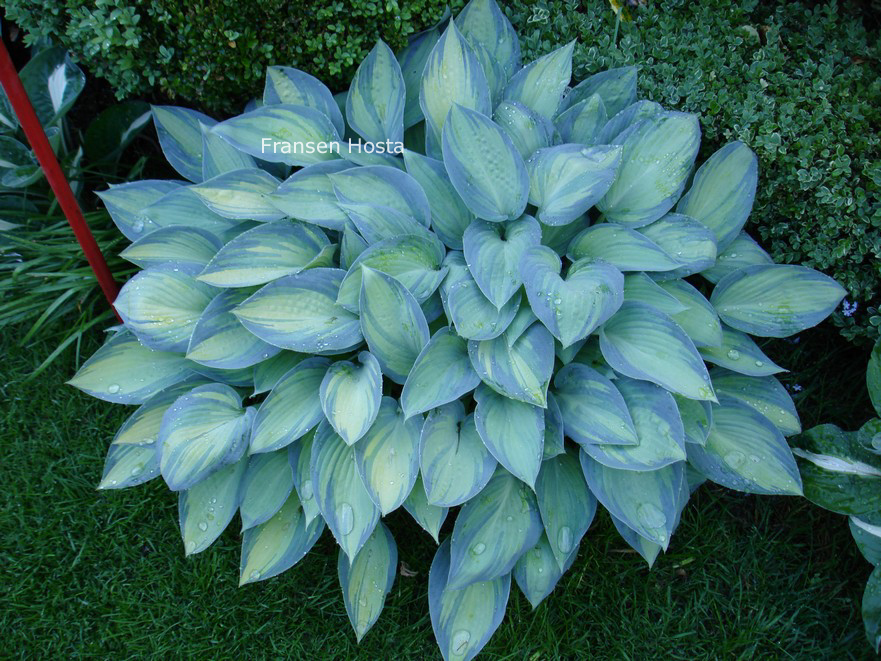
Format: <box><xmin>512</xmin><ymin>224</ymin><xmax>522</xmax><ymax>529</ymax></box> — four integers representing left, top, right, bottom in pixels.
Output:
<box><xmin>107</xmin><ymin>383</ymin><xmax>121</xmax><ymax>394</ymax></box>
<box><xmin>724</xmin><ymin>450</ymin><xmax>746</xmax><ymax>469</ymax></box>
<box><xmin>451</xmin><ymin>629</ymin><xmax>471</xmax><ymax>656</ymax></box>
<box><xmin>557</xmin><ymin>525</ymin><xmax>574</xmax><ymax>554</ymax></box>
<box><xmin>471</xmin><ymin>542</ymin><xmax>486</xmax><ymax>555</ymax></box>
<box><xmin>198</xmin><ymin>521</ymin><xmax>208</xmax><ymax>532</ymax></box>
<box><xmin>337</xmin><ymin>502</ymin><xmax>355</xmax><ymax>535</ymax></box>
<box><xmin>301</xmin><ymin>479</ymin><xmax>314</xmax><ymax>500</ymax></box>
<box><xmin>726</xmin><ymin>349</ymin><xmax>740</xmax><ymax>361</ymax></box>
<box><xmin>249</xmin><ymin>570</ymin><xmax>261</xmax><ymax>580</ymax></box>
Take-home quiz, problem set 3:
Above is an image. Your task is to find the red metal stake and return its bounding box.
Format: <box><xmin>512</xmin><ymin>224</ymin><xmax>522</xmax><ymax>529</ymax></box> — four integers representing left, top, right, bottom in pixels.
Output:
<box><xmin>0</xmin><ymin>38</ymin><xmax>121</xmax><ymax>316</ymax></box>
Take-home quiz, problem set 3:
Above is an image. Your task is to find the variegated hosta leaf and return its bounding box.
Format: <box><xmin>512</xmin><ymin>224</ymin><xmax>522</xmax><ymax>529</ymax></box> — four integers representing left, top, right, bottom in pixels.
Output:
<box><xmin>527</xmin><ymin>144</ymin><xmax>622</xmax><ymax>226</ymax></box>
<box><xmin>568</xmin><ymin>223</ymin><xmax>681</xmax><ymax>272</ymax></box>
<box><xmin>542</xmin><ymin>393</ymin><xmax>566</xmax><ymax>459</ymax></box>
<box><xmin>675</xmin><ymin>394</ymin><xmax>713</xmax><ymax>446</ymax></box>
<box><xmin>442</xmin><ymin>103</ymin><xmax>529</xmax><ymax>222</ymax></box>
<box><xmin>311</xmin><ymin>421</ymin><xmax>380</xmax><ymax>561</ymax></box>
<box><xmin>429</xmin><ymin>539</ymin><xmax>511</xmax><ymax>661</ymax></box>
<box><xmin>419</xmin><ymin>21</ymin><xmax>491</xmax><ymax>145</ymax></box>
<box><xmin>340</xmin><ymin>224</ymin><xmax>368</xmax><ymax>270</ymax></box>
<box><xmin>502</xmin><ymin>41</ymin><xmax>574</xmax><ymax>120</ymax></box>
<box><xmin>401</xmin><ymin>327</ymin><xmax>481</xmax><ymax>419</ymax></box>
<box><xmin>212</xmin><ymin>104</ymin><xmax>341</xmax><ymax>166</ymax></box>
<box><xmin>338</xmin><ymin>522</ymin><xmax>397</xmax><ymax>641</ymax></box>
<box><xmin>864</xmin><ymin>566</ymin><xmax>881</xmax><ymax>652</ymax></box>
<box><xmin>270</xmin><ymin>160</ymin><xmax>354</xmax><ymax>230</ymax></box>
<box><xmin>120</xmin><ymin>226</ymin><xmax>222</xmax><ymax>274</ymax></box>
<box><xmin>360</xmin><ymin>267</ymin><xmax>430</xmax><ymax>384</ymax></box>
<box><xmin>473</xmin><ymin>384</ymin><xmax>544</xmax><ymax>487</ymax></box>
<box><xmin>398</xmin><ymin>26</ymin><xmax>440</xmax><ymax>128</ymax></box>
<box><xmin>638</xmin><ymin>213</ymin><xmax>717</xmax><ymax>279</ymax></box>
<box><xmin>402</xmin><ymin>149</ymin><xmax>474</xmax><ymax>250</ymax></box>
<box><xmin>580</xmin><ymin>453</ymin><xmax>684</xmax><ymax>549</ymax></box>
<box><xmin>234</xmin><ymin>268</ymin><xmax>362</xmax><ymax>352</ymax></box>
<box><xmin>420</xmin><ymin>403</ymin><xmax>497</xmax><ymax>507</ymax></box>
<box><xmin>563</xmin><ymin>66</ymin><xmax>638</xmax><ymax>117</ymax></box>
<box><xmin>599</xmin><ymin>302</ymin><xmax>715</xmax><ymax>401</ymax></box>
<box><xmin>354</xmin><ymin>396</ymin><xmax>422</xmax><ymax>514</ymax></box>
<box><xmin>340</xmin><ymin>201</ymin><xmax>435</xmax><ymax>245</ymax></box>
<box><xmin>142</xmin><ymin>187</ymin><xmax>243</xmax><ymax>239</ymax></box>
<box><xmin>710</xmin><ymin>264</ymin><xmax>847</xmax><ymax>338</ymax></box>
<box><xmin>201</xmin><ymin>123</ymin><xmax>256</xmax><ymax>180</ymax></box>
<box><xmin>250</xmin><ymin>357</ymin><xmax>330</xmax><ymax>453</ymax></box>
<box><xmin>113</xmin><ymin>266</ymin><xmax>216</xmax><ymax>352</ymax></box>
<box><xmin>687</xmin><ymin>395</ymin><xmax>803</xmax><ymax>495</ymax></box>
<box><xmin>179</xmin><ymin>455</ymin><xmax>247</xmax><ymax>555</ymax></box>
<box><xmin>99</xmin><ymin>443</ymin><xmax>161</xmax><ymax>490</ymax></box>
<box><xmin>447</xmin><ymin>468</ymin><xmax>543</xmax><ymax>589</ymax></box>
<box><xmin>187</xmin><ymin>364</ymin><xmax>255</xmax><ymax>388</ymax></box>
<box><xmin>153</xmin><ymin>105</ymin><xmax>215</xmax><ymax>182</ymax></box>
<box><xmin>623</xmin><ymin>273</ymin><xmax>689</xmax><ymax>315</ymax></box>
<box><xmin>403</xmin><ymin>474</ymin><xmax>449</xmax><ymax>542</ymax></box>
<box><xmin>870</xmin><ymin>340</ymin><xmax>881</xmax><ymax>418</ymax></box>
<box><xmin>513</xmin><ymin>534</ymin><xmax>573</xmax><ymax>609</ymax></box>
<box><xmin>468</xmin><ymin>311</ymin><xmax>554</xmax><ymax>407</ymax></box>
<box><xmin>552</xmin><ymin>362</ymin><xmax>638</xmax><ymax>447</ymax></box>
<box><xmin>700</xmin><ymin>231</ymin><xmax>773</xmax><ymax>284</ymax></box>
<box><xmin>494</xmin><ymin>101</ymin><xmax>555</xmax><ymax>163</ymax></box>
<box><xmin>159</xmin><ymin>383</ymin><xmax>252</xmax><ymax>491</ymax></box>
<box><xmin>320</xmin><ymin>351</ymin><xmax>383</xmax><ymax>446</ymax></box>
<box><xmin>655</xmin><ymin>279</ymin><xmax>723</xmax><ymax>348</ymax></box>
<box><xmin>190</xmin><ymin>168</ymin><xmax>284</xmax><ymax>221</ymax></box>
<box><xmin>463</xmin><ymin>215</ymin><xmax>541</xmax><ymax>308</ymax></box>
<box><xmin>610</xmin><ymin>514</ymin><xmax>662</xmax><ymax>568</ymax></box>
<box><xmin>536</xmin><ymin>451</ymin><xmax>597</xmax><ymax>569</ymax></box>
<box><xmin>252</xmin><ymin>351</ymin><xmax>305</xmax><ymax>396</ymax></box>
<box><xmin>337</xmin><ymin>233</ymin><xmax>447</xmax><ymax>311</ymax></box>
<box><xmin>330</xmin><ymin>165</ymin><xmax>432</xmax><ymax>227</ymax></box>
<box><xmin>597</xmin><ymin>112</ymin><xmax>701</xmax><ymax>227</ymax></box>
<box><xmin>68</xmin><ymin>330</ymin><xmax>194</xmax><ymax>404</ymax></box>
<box><xmin>676</xmin><ymin>141</ymin><xmax>758</xmax><ymax>251</ymax></box>
<box><xmin>187</xmin><ymin>289</ymin><xmax>281</xmax><ymax>369</ymax></box>
<box><xmin>698</xmin><ymin>324</ymin><xmax>785</xmax><ymax>376</ymax></box>
<box><xmin>554</xmin><ymin>93</ymin><xmax>607</xmax><ymax>145</ymax></box>
<box><xmin>710</xmin><ymin>369</ymin><xmax>800</xmax><ymax>436</ymax></box>
<box><xmin>109</xmin><ymin>380</ymin><xmax>207</xmax><ymax>447</ymax></box>
<box><xmin>289</xmin><ymin>430</ymin><xmax>321</xmax><ymax>524</ymax></box>
<box><xmin>198</xmin><ymin>221</ymin><xmax>332</xmax><ymax>288</ymax></box>
<box><xmin>851</xmin><ymin>516</ymin><xmax>881</xmax><ymax>566</ymax></box>
<box><xmin>239</xmin><ymin>449</ymin><xmax>295</xmax><ymax>531</ymax></box>
<box><xmin>440</xmin><ymin>251</ymin><xmax>521</xmax><ymax>340</ymax></box>
<box><xmin>347</xmin><ymin>40</ymin><xmax>405</xmax><ymax>144</ymax></box>
<box><xmin>456</xmin><ymin>0</ymin><xmax>520</xmax><ymax>78</ymax></box>
<box><xmin>263</xmin><ymin>65</ymin><xmax>346</xmax><ymax>136</ymax></box>
<box><xmin>239</xmin><ymin>490</ymin><xmax>325</xmax><ymax>585</ymax></box>
<box><xmin>595</xmin><ymin>100</ymin><xmax>663</xmax><ymax>144</ymax></box>
<box><xmin>521</xmin><ymin>245</ymin><xmax>624</xmax><ymax>348</ymax></box>
<box><xmin>96</xmin><ymin>180</ymin><xmax>184</xmax><ymax>241</ymax></box>
<box><xmin>581</xmin><ymin>376</ymin><xmax>687</xmax><ymax>471</ymax></box>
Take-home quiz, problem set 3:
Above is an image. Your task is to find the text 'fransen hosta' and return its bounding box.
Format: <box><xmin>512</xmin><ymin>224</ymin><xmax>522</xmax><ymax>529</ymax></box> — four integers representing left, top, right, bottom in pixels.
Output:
<box><xmin>69</xmin><ymin>1</ymin><xmax>846</xmax><ymax>658</ymax></box>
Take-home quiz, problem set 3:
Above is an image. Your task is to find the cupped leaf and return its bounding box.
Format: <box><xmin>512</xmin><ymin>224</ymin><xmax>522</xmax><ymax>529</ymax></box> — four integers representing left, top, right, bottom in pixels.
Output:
<box><xmin>676</xmin><ymin>141</ymin><xmax>758</xmax><ymax>251</ymax></box>
<box><xmin>502</xmin><ymin>41</ymin><xmax>574</xmax><ymax>120</ymax></box>
<box><xmin>429</xmin><ymin>539</ymin><xmax>511</xmax><ymax>661</ymax></box>
<box><xmin>120</xmin><ymin>226</ymin><xmax>221</xmax><ymax>274</ymax></box>
<box><xmin>710</xmin><ymin>264</ymin><xmax>847</xmax><ymax>338</ymax></box>
<box><xmin>113</xmin><ymin>267</ymin><xmax>216</xmax><ymax>352</ymax></box>
<box><xmin>597</xmin><ymin>112</ymin><xmax>701</xmax><ymax>227</ymax></box>
<box><xmin>198</xmin><ymin>221</ymin><xmax>331</xmax><ymax>288</ymax></box>
<box><xmin>239</xmin><ymin>449</ymin><xmax>295</xmax><ymax>530</ymax></box>
<box><xmin>320</xmin><ymin>352</ymin><xmax>383</xmax><ymax>446</ymax></box>
<box><xmin>699</xmin><ymin>324</ymin><xmax>785</xmax><ymax>376</ymax></box>
<box><xmin>447</xmin><ymin>468</ymin><xmax>543</xmax><ymax>589</ymax></box>
<box><xmin>564</xmin><ymin>66</ymin><xmax>637</xmax><ymax>117</ymax></box>
<box><xmin>456</xmin><ymin>0</ymin><xmax>520</xmax><ymax>77</ymax></box>
<box><xmin>599</xmin><ymin>302</ymin><xmax>715</xmax><ymax>401</ymax></box>
<box><xmin>234</xmin><ymin>268</ymin><xmax>362</xmax><ymax>352</ymax></box>
<box><xmin>494</xmin><ymin>101</ymin><xmax>556</xmax><ymax>161</ymax></box>
<box><xmin>473</xmin><ymin>385</ymin><xmax>544</xmax><ymax>487</ymax></box>
<box><xmin>580</xmin><ymin>453</ymin><xmax>684</xmax><ymax>549</ymax></box>
<box><xmin>311</xmin><ymin>421</ymin><xmax>380</xmax><ymax>561</ymax></box>
<box><xmin>700</xmin><ymin>231</ymin><xmax>773</xmax><ymax>284</ymax></box>
<box><xmin>552</xmin><ymin>362</ymin><xmax>638</xmax><ymax>447</ymax></box>
<box><xmin>360</xmin><ymin>267</ymin><xmax>430</xmax><ymax>384</ymax></box>
<box><xmin>189</xmin><ymin>168</ymin><xmax>284</xmax><ymax>221</ymax></box>
<box><xmin>513</xmin><ymin>534</ymin><xmax>573</xmax><ymax>609</ymax></box>
<box><xmin>187</xmin><ymin>289</ymin><xmax>281</xmax><ymax>369</ymax></box>
<box><xmin>201</xmin><ymin>123</ymin><xmax>256</xmax><ymax>179</ymax></box>
<box><xmin>250</xmin><ymin>357</ymin><xmax>330</xmax><ymax>454</ymax></box>
<box><xmin>68</xmin><ymin>330</ymin><xmax>194</xmax><ymax>404</ymax></box>
<box><xmin>270</xmin><ymin>160</ymin><xmax>354</xmax><ymax>230</ymax></box>
<box><xmin>179</xmin><ymin>455</ymin><xmax>247</xmax><ymax>555</ymax></box>
<box><xmin>354</xmin><ymin>396</ymin><xmax>422</xmax><ymax>514</ymax></box>
<box><xmin>555</xmin><ymin>93</ymin><xmax>607</xmax><ymax>145</ymax></box>
<box><xmin>347</xmin><ymin>40</ymin><xmax>405</xmax><ymax>144</ymax></box>
<box><xmin>655</xmin><ymin>279</ymin><xmax>723</xmax><ymax>348</ymax></box>
<box><xmin>142</xmin><ymin>187</ymin><xmax>243</xmax><ymax>239</ymax></box>
<box><xmin>527</xmin><ymin>144</ymin><xmax>622</xmax><ymax>226</ymax></box>
<box><xmin>687</xmin><ymin>396</ymin><xmax>803</xmax><ymax>495</ymax></box>
<box><xmin>521</xmin><ymin>245</ymin><xmax>624</xmax><ymax>348</ymax></box>
<box><xmin>401</xmin><ymin>327</ymin><xmax>481</xmax><ymax>418</ymax></box>
<box><xmin>263</xmin><ymin>65</ymin><xmax>346</xmax><ymax>136</ymax></box>
<box><xmin>338</xmin><ymin>522</ymin><xmax>397</xmax><ymax>641</ymax></box>
<box><xmin>159</xmin><ymin>384</ymin><xmax>251</xmax><ymax>491</ymax></box>
<box><xmin>595</xmin><ymin>99</ymin><xmax>662</xmax><ymax>144</ymax></box>
<box><xmin>638</xmin><ymin>213</ymin><xmax>717</xmax><ymax>279</ymax></box>
<box><xmin>404</xmin><ymin>474</ymin><xmax>449</xmax><ymax>542</ymax></box>
<box><xmin>442</xmin><ymin>104</ymin><xmax>529</xmax><ymax>222</ymax></box>
<box><xmin>330</xmin><ymin>165</ymin><xmax>431</xmax><ymax>227</ymax></box>
<box><xmin>152</xmin><ymin>105</ymin><xmax>215</xmax><ymax>182</ymax></box>
<box><xmin>463</xmin><ymin>215</ymin><xmax>541</xmax><ymax>308</ymax></box>
<box><xmin>710</xmin><ymin>369</ymin><xmax>800</xmax><ymax>436</ymax></box>
<box><xmin>239</xmin><ymin>490</ymin><xmax>325</xmax><ymax>585</ymax></box>
<box><xmin>536</xmin><ymin>451</ymin><xmax>597</xmax><ymax>569</ymax></box>
<box><xmin>567</xmin><ymin>223</ymin><xmax>681</xmax><ymax>272</ymax></box>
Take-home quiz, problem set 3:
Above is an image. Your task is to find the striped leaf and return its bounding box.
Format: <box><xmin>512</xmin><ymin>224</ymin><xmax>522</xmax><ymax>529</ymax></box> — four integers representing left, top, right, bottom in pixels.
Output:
<box><xmin>554</xmin><ymin>94</ymin><xmax>607</xmax><ymax>145</ymax></box>
<box><xmin>347</xmin><ymin>40</ymin><xmax>405</xmax><ymax>144</ymax></box>
<box><xmin>397</xmin><ymin>26</ymin><xmax>440</xmax><ymax>128</ymax></box>
<box><xmin>700</xmin><ymin>231</ymin><xmax>773</xmax><ymax>284</ymax></box>
<box><xmin>120</xmin><ymin>226</ymin><xmax>221</xmax><ymax>274</ymax></box>
<box><xmin>638</xmin><ymin>213</ymin><xmax>717</xmax><ymax>279</ymax></box>
<box><xmin>190</xmin><ymin>168</ymin><xmax>284</xmax><ymax>221</ymax></box>
<box><xmin>501</xmin><ymin>41</ymin><xmax>574</xmax><ymax>120</ymax></box>
<box><xmin>152</xmin><ymin>105</ymin><xmax>215</xmax><ymax>182</ymax></box>
<box><xmin>403</xmin><ymin>474</ymin><xmax>449</xmax><ymax>542</ymax></box>
<box><xmin>456</xmin><ymin>0</ymin><xmax>520</xmax><ymax>77</ymax></box>
<box><xmin>699</xmin><ymin>324</ymin><xmax>785</xmax><ymax>376</ymax></box>
<box><xmin>675</xmin><ymin>395</ymin><xmax>713</xmax><ymax>446</ymax></box>
<box><xmin>289</xmin><ymin>430</ymin><xmax>321</xmax><ymax>524</ymax></box>
<box><xmin>513</xmin><ymin>533</ymin><xmax>575</xmax><ymax>609</ymax></box>
<box><xmin>178</xmin><ymin>455</ymin><xmax>247</xmax><ymax>555</ymax></box>
<box><xmin>142</xmin><ymin>187</ymin><xmax>243</xmax><ymax>239</ymax></box>
<box><xmin>263</xmin><ymin>65</ymin><xmax>346</xmax><ymax>136</ymax></box>
<box><xmin>320</xmin><ymin>352</ymin><xmax>383</xmax><ymax>446</ymax></box>
<box><xmin>239</xmin><ymin>449</ymin><xmax>295</xmax><ymax>530</ymax></box>
<box><xmin>710</xmin><ymin>369</ymin><xmax>800</xmax><ymax>436</ymax></box>
<box><xmin>563</xmin><ymin>66</ymin><xmax>637</xmax><ymax>117</ymax></box>
<box><xmin>200</xmin><ymin>123</ymin><xmax>256</xmax><ymax>179</ymax></box>
<box><xmin>623</xmin><ymin>273</ymin><xmax>689</xmax><ymax>315</ymax></box>
<box><xmin>252</xmin><ymin>351</ymin><xmax>306</xmax><ymax>396</ymax></box>
<box><xmin>269</xmin><ymin>160</ymin><xmax>354</xmax><ymax>230</ymax></box>
<box><xmin>595</xmin><ymin>100</ymin><xmax>662</xmax><ymax>145</ymax></box>
<box><xmin>338</xmin><ymin>522</ymin><xmax>397</xmax><ymax>641</ymax></box>
<box><xmin>98</xmin><ymin>443</ymin><xmax>161</xmax><ymax>490</ymax></box>
<box><xmin>494</xmin><ymin>100</ymin><xmax>555</xmax><ymax>160</ymax></box>
<box><xmin>96</xmin><ymin>180</ymin><xmax>183</xmax><ymax>240</ymax></box>
<box><xmin>655</xmin><ymin>279</ymin><xmax>723</xmax><ymax>348</ymax></box>
<box><xmin>330</xmin><ymin>165</ymin><xmax>431</xmax><ymax>228</ymax></box>
<box><xmin>542</xmin><ymin>393</ymin><xmax>566</xmax><ymax>459</ymax></box>
<box><xmin>567</xmin><ymin>223</ymin><xmax>681</xmax><ymax>272</ymax></box>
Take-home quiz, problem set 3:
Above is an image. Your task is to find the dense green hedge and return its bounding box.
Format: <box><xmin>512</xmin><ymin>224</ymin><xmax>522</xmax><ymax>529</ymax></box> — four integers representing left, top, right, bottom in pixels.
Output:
<box><xmin>4</xmin><ymin>0</ymin><xmax>880</xmax><ymax>341</ymax></box>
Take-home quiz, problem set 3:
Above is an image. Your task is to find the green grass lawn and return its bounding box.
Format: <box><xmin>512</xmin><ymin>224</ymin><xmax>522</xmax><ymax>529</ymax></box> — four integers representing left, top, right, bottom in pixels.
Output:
<box><xmin>1</xmin><ymin>321</ymin><xmax>874</xmax><ymax>659</ymax></box>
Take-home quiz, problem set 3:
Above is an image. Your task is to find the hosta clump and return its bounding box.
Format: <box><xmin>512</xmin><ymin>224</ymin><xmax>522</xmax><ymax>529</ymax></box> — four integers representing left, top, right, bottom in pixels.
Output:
<box><xmin>70</xmin><ymin>1</ymin><xmax>847</xmax><ymax>657</ymax></box>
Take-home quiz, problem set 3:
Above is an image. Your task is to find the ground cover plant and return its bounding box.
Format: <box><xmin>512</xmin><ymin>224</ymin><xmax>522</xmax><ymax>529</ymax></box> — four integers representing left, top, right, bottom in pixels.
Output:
<box><xmin>63</xmin><ymin>1</ymin><xmax>852</xmax><ymax>657</ymax></box>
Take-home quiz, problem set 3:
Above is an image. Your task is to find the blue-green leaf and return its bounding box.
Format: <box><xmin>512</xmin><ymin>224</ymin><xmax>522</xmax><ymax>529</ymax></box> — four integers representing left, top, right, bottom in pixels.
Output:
<box><xmin>638</xmin><ymin>213</ymin><xmax>717</xmax><ymax>279</ymax></box>
<box><xmin>710</xmin><ymin>368</ymin><xmax>800</xmax><ymax>436</ymax></box>
<box><xmin>239</xmin><ymin>449</ymin><xmax>294</xmax><ymax>531</ymax></box>
<box><xmin>699</xmin><ymin>324</ymin><xmax>785</xmax><ymax>376</ymax></box>
<box><xmin>440</xmin><ymin>252</ymin><xmax>521</xmax><ymax>340</ymax></box>
<box><xmin>623</xmin><ymin>273</ymin><xmax>689</xmax><ymax>315</ymax></box>
<box><xmin>554</xmin><ymin>94</ymin><xmax>607</xmax><ymax>145</ymax></box>
<box><xmin>179</xmin><ymin>455</ymin><xmax>246</xmax><ymax>555</ymax></box>
<box><xmin>595</xmin><ymin>100</ymin><xmax>662</xmax><ymax>144</ymax></box>
<box><xmin>263</xmin><ymin>66</ymin><xmax>346</xmax><ymax>137</ymax></box>
<box><xmin>252</xmin><ymin>352</ymin><xmax>306</xmax><ymax>396</ymax></box>
<box><xmin>567</xmin><ymin>222</ymin><xmax>681</xmax><ymax>272</ymax></box>
<box><xmin>502</xmin><ymin>41</ymin><xmax>575</xmax><ymax>120</ymax></box>
<box><xmin>398</xmin><ymin>26</ymin><xmax>440</xmax><ymax>128</ymax></box>
<box><xmin>404</xmin><ymin>474</ymin><xmax>449</xmax><ymax>542</ymax></box>
<box><xmin>542</xmin><ymin>393</ymin><xmax>566</xmax><ymax>459</ymax></box>
<box><xmin>330</xmin><ymin>165</ymin><xmax>431</xmax><ymax>227</ymax></box>
<box><xmin>320</xmin><ymin>352</ymin><xmax>383</xmax><ymax>446</ymax></box>
<box><xmin>347</xmin><ymin>40</ymin><xmax>405</xmax><ymax>144</ymax></box>
<box><xmin>189</xmin><ymin>168</ymin><xmax>284</xmax><ymax>221</ymax></box>
<box><xmin>96</xmin><ymin>180</ymin><xmax>183</xmax><ymax>241</ymax></box>
<box><xmin>289</xmin><ymin>430</ymin><xmax>321</xmax><ymax>524</ymax></box>
<box><xmin>152</xmin><ymin>105</ymin><xmax>215</xmax><ymax>182</ymax></box>
<box><xmin>338</xmin><ymin>521</ymin><xmax>397</xmax><ymax>641</ymax></box>
<box><xmin>99</xmin><ymin>443</ymin><xmax>161</xmax><ymax>490</ymax></box>
<box><xmin>675</xmin><ymin>395</ymin><xmax>713</xmax><ymax>447</ymax></box>
<box><xmin>513</xmin><ymin>533</ymin><xmax>573</xmax><ymax>609</ymax></box>
<box><xmin>201</xmin><ymin>123</ymin><xmax>256</xmax><ymax>179</ymax></box>
<box><xmin>474</xmin><ymin>385</ymin><xmax>544</xmax><ymax>487</ymax></box>
<box><xmin>700</xmin><ymin>231</ymin><xmax>773</xmax><ymax>284</ymax></box>
<box><xmin>563</xmin><ymin>66</ymin><xmax>637</xmax><ymax>117</ymax></box>
<box><xmin>120</xmin><ymin>226</ymin><xmax>221</xmax><ymax>274</ymax></box>
<box><xmin>655</xmin><ymin>279</ymin><xmax>723</xmax><ymax>348</ymax></box>
<box><xmin>270</xmin><ymin>160</ymin><xmax>354</xmax><ymax>230</ymax></box>
<box><xmin>494</xmin><ymin>100</ymin><xmax>556</xmax><ymax>160</ymax></box>
<box><xmin>142</xmin><ymin>187</ymin><xmax>243</xmax><ymax>239</ymax></box>
<box><xmin>456</xmin><ymin>0</ymin><xmax>520</xmax><ymax>77</ymax></box>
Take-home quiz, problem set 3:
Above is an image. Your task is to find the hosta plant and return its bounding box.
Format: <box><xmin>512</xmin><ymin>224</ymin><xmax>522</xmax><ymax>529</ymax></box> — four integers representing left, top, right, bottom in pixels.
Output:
<box><xmin>70</xmin><ymin>1</ymin><xmax>847</xmax><ymax>657</ymax></box>
<box><xmin>792</xmin><ymin>339</ymin><xmax>881</xmax><ymax>652</ymax></box>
